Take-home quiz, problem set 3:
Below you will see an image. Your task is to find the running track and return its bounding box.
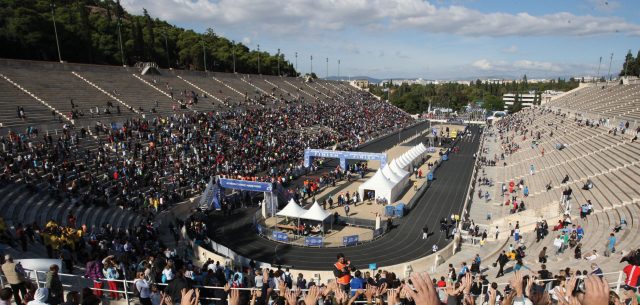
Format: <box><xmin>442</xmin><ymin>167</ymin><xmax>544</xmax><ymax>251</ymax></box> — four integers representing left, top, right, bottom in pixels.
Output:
<box><xmin>205</xmin><ymin>125</ymin><xmax>481</xmax><ymax>270</ymax></box>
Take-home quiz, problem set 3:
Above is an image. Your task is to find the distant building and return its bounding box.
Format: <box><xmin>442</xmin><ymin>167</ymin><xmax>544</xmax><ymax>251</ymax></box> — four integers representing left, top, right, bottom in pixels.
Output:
<box><xmin>502</xmin><ymin>91</ymin><xmax>541</xmax><ymax>110</ymax></box>
<box><xmin>541</xmin><ymin>90</ymin><xmax>564</xmax><ymax>105</ymax></box>
<box><xmin>351</xmin><ymin>79</ymin><xmax>369</xmax><ymax>89</ymax></box>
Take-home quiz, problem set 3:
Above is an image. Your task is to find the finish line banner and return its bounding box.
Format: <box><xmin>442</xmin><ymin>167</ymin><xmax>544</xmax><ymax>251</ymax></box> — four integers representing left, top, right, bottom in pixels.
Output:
<box><xmin>219</xmin><ymin>178</ymin><xmax>273</xmax><ymax>193</ymax></box>
<box><xmin>303</xmin><ymin>149</ymin><xmax>387</xmax><ymax>169</ymax></box>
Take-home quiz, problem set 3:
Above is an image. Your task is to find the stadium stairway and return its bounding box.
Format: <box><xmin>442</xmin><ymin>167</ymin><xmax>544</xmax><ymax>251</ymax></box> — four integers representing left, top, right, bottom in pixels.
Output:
<box><xmin>0</xmin><ymin>66</ymin><xmax>131</xmax><ymax>124</ymax></box>
<box><xmin>178</xmin><ymin>74</ymin><xmax>240</xmax><ymax>107</ymax></box>
<box><xmin>71</xmin><ymin>72</ymin><xmax>141</xmax><ymax>116</ymax></box>
<box><xmin>0</xmin><ymin>77</ymin><xmax>59</xmax><ymax>130</ymax></box>
<box><xmin>262</xmin><ymin>77</ymin><xmax>296</xmax><ymax>99</ymax></box>
<box><xmin>131</xmin><ymin>74</ymin><xmax>189</xmax><ymax>110</ymax></box>
<box><xmin>79</xmin><ymin>70</ymin><xmax>180</xmax><ymax>115</ymax></box>
<box><xmin>0</xmin><ymin>181</ymin><xmax>144</xmax><ymax>233</ymax></box>
<box><xmin>240</xmin><ymin>77</ymin><xmax>275</xmax><ymax>99</ymax></box>
<box><xmin>449</xmin><ymin>203</ymin><xmax>637</xmax><ymax>283</ymax></box>
<box><xmin>211</xmin><ymin>75</ymin><xmax>246</xmax><ymax>100</ymax></box>
<box><xmin>174</xmin><ymin>75</ymin><xmax>227</xmax><ymax>107</ymax></box>
<box><xmin>0</xmin><ymin>73</ymin><xmax>73</xmax><ymax>125</ymax></box>
<box><xmin>312</xmin><ymin>81</ymin><xmax>344</xmax><ymax>99</ymax></box>
<box><xmin>304</xmin><ymin>81</ymin><xmax>331</xmax><ymax>99</ymax></box>
<box><xmin>283</xmin><ymin>79</ymin><xmax>316</xmax><ymax>99</ymax></box>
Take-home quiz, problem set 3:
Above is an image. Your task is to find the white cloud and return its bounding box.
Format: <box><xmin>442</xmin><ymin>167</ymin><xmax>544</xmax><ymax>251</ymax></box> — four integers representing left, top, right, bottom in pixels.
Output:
<box><xmin>120</xmin><ymin>0</ymin><xmax>640</xmax><ymax>37</ymax></box>
<box><xmin>513</xmin><ymin>60</ymin><xmax>563</xmax><ymax>72</ymax></box>
<box><xmin>472</xmin><ymin>59</ymin><xmax>494</xmax><ymax>70</ymax></box>
<box><xmin>471</xmin><ymin>59</ymin><xmax>571</xmax><ymax>73</ymax></box>
<box><xmin>502</xmin><ymin>45</ymin><xmax>518</xmax><ymax>54</ymax></box>
<box><xmin>242</xmin><ymin>37</ymin><xmax>252</xmax><ymax>45</ymax></box>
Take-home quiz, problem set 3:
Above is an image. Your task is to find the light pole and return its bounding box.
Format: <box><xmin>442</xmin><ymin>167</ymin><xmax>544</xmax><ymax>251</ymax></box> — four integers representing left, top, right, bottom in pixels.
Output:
<box><xmin>50</xmin><ymin>1</ymin><xmax>62</xmax><ymax>63</ymax></box>
<box><xmin>607</xmin><ymin>53</ymin><xmax>613</xmax><ymax>81</ymax></box>
<box><xmin>596</xmin><ymin>56</ymin><xmax>602</xmax><ymax>83</ymax></box>
<box><xmin>232</xmin><ymin>40</ymin><xmax>236</xmax><ymax>73</ymax></box>
<box><xmin>277</xmin><ymin>48</ymin><xmax>280</xmax><ymax>76</ymax></box>
<box><xmin>257</xmin><ymin>44</ymin><xmax>260</xmax><ymax>74</ymax></box>
<box><xmin>202</xmin><ymin>40</ymin><xmax>207</xmax><ymax>72</ymax></box>
<box><xmin>310</xmin><ymin>55</ymin><xmax>313</xmax><ymax>76</ymax></box>
<box><xmin>326</xmin><ymin>57</ymin><xmax>328</xmax><ymax>79</ymax></box>
<box><xmin>117</xmin><ymin>18</ymin><xmax>125</xmax><ymax>66</ymax></box>
<box><xmin>295</xmin><ymin>52</ymin><xmax>298</xmax><ymax>75</ymax></box>
<box><xmin>338</xmin><ymin>59</ymin><xmax>340</xmax><ymax>80</ymax></box>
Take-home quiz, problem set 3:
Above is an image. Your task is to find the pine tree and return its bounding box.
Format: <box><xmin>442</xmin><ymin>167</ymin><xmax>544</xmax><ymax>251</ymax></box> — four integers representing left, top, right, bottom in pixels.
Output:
<box><xmin>620</xmin><ymin>50</ymin><xmax>635</xmax><ymax>76</ymax></box>
<box><xmin>143</xmin><ymin>9</ymin><xmax>155</xmax><ymax>61</ymax></box>
<box><xmin>635</xmin><ymin>50</ymin><xmax>640</xmax><ymax>76</ymax></box>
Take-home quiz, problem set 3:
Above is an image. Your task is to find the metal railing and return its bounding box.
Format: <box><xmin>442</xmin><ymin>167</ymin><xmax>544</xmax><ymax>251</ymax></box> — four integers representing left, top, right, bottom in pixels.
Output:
<box><xmin>2</xmin><ymin>268</ymin><xmax>634</xmax><ymax>305</ymax></box>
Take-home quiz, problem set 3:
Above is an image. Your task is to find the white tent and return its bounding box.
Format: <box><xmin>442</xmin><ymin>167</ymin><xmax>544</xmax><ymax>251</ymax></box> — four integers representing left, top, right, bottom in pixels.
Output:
<box><xmin>382</xmin><ymin>164</ymin><xmax>403</xmax><ymax>184</ymax></box>
<box><xmin>397</xmin><ymin>153</ymin><xmax>413</xmax><ymax>169</ymax></box>
<box><xmin>390</xmin><ymin>159</ymin><xmax>410</xmax><ymax>178</ymax></box>
<box><xmin>300</xmin><ymin>201</ymin><xmax>331</xmax><ymax>222</ymax></box>
<box><xmin>276</xmin><ymin>199</ymin><xmax>307</xmax><ymax>218</ymax></box>
<box><xmin>415</xmin><ymin>144</ymin><xmax>427</xmax><ymax>158</ymax></box>
<box><xmin>406</xmin><ymin>147</ymin><xmax>420</xmax><ymax>160</ymax></box>
<box><xmin>359</xmin><ymin>168</ymin><xmax>400</xmax><ymax>204</ymax></box>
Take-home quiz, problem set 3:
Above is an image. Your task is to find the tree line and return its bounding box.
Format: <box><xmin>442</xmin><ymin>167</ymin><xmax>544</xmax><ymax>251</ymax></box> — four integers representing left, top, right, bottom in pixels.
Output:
<box><xmin>0</xmin><ymin>0</ymin><xmax>297</xmax><ymax>75</ymax></box>
<box><xmin>369</xmin><ymin>76</ymin><xmax>580</xmax><ymax>114</ymax></box>
<box><xmin>620</xmin><ymin>49</ymin><xmax>640</xmax><ymax>77</ymax></box>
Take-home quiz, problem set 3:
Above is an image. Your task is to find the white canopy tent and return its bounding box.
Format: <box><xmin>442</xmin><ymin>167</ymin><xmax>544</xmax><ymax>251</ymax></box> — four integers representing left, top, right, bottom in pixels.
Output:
<box><xmin>359</xmin><ymin>168</ymin><xmax>401</xmax><ymax>204</ymax></box>
<box><xmin>390</xmin><ymin>159</ymin><xmax>410</xmax><ymax>178</ymax></box>
<box><xmin>418</xmin><ymin>143</ymin><xmax>428</xmax><ymax>152</ymax></box>
<box><xmin>397</xmin><ymin>153</ymin><xmax>413</xmax><ymax>170</ymax></box>
<box><xmin>382</xmin><ymin>164</ymin><xmax>404</xmax><ymax>184</ymax></box>
<box><xmin>406</xmin><ymin>147</ymin><xmax>420</xmax><ymax>160</ymax></box>
<box><xmin>276</xmin><ymin>199</ymin><xmax>307</xmax><ymax>218</ymax></box>
<box><xmin>300</xmin><ymin>201</ymin><xmax>332</xmax><ymax>222</ymax></box>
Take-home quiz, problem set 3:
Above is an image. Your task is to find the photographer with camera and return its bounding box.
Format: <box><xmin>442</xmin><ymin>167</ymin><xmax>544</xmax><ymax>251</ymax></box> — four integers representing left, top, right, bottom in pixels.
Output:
<box><xmin>333</xmin><ymin>253</ymin><xmax>352</xmax><ymax>292</ymax></box>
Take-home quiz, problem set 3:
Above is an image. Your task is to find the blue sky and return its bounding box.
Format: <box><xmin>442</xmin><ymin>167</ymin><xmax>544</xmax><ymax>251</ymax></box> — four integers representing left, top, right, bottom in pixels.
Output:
<box><xmin>121</xmin><ymin>0</ymin><xmax>640</xmax><ymax>79</ymax></box>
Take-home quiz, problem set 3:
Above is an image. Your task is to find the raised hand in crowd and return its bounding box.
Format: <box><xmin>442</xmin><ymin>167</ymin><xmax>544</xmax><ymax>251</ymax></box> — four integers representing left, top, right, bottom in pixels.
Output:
<box><xmin>304</xmin><ymin>285</ymin><xmax>321</xmax><ymax>305</ymax></box>
<box><xmin>403</xmin><ymin>272</ymin><xmax>440</xmax><ymax>305</ymax></box>
<box><xmin>580</xmin><ymin>276</ymin><xmax>609</xmax><ymax>305</ymax></box>
<box><xmin>284</xmin><ymin>288</ymin><xmax>301</xmax><ymax>305</ymax></box>
<box><xmin>228</xmin><ymin>286</ymin><xmax>241</xmax><ymax>305</ymax></box>
<box><xmin>334</xmin><ymin>287</ymin><xmax>349</xmax><ymax>305</ymax></box>
<box><xmin>364</xmin><ymin>284</ymin><xmax>377</xmax><ymax>303</ymax></box>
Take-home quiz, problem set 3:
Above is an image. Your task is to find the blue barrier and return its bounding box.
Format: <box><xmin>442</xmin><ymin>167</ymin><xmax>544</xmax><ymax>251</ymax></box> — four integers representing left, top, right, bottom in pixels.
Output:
<box><xmin>395</xmin><ymin>203</ymin><xmax>405</xmax><ymax>217</ymax></box>
<box><xmin>384</xmin><ymin>205</ymin><xmax>395</xmax><ymax>217</ymax></box>
<box><xmin>272</xmin><ymin>231</ymin><xmax>289</xmax><ymax>242</ymax></box>
<box><xmin>427</xmin><ymin>172</ymin><xmax>434</xmax><ymax>181</ymax></box>
<box><xmin>343</xmin><ymin>235</ymin><xmax>359</xmax><ymax>246</ymax></box>
<box><xmin>305</xmin><ymin>236</ymin><xmax>323</xmax><ymax>247</ymax></box>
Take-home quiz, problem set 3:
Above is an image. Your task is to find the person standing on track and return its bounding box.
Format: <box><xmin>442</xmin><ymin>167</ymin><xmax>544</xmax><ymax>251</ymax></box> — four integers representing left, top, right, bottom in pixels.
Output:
<box><xmin>422</xmin><ymin>225</ymin><xmax>429</xmax><ymax>239</ymax></box>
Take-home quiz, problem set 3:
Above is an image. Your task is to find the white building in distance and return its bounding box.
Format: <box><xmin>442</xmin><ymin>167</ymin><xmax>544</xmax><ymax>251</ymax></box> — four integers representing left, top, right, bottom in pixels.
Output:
<box><xmin>502</xmin><ymin>91</ymin><xmax>541</xmax><ymax>110</ymax></box>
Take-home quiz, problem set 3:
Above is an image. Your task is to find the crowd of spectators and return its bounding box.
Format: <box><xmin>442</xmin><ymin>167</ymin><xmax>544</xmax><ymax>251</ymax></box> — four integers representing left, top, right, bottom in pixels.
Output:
<box><xmin>0</xmin><ymin>89</ymin><xmax>412</xmax><ymax>216</ymax></box>
<box><xmin>4</xmin><ymin>253</ymin><xmax>639</xmax><ymax>305</ymax></box>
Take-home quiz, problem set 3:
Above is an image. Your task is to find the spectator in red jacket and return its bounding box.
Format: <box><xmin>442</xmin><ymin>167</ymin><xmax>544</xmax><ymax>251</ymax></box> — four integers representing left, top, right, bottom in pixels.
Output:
<box><xmin>623</xmin><ymin>263</ymin><xmax>640</xmax><ymax>291</ymax></box>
